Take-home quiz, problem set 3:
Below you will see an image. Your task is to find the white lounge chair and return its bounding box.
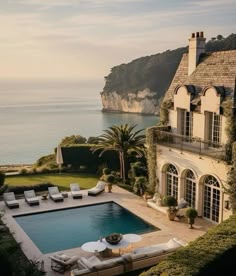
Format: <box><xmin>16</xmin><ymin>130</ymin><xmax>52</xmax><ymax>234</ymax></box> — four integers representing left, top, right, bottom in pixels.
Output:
<box><xmin>49</xmin><ymin>253</ymin><xmax>78</xmax><ymax>273</ymax></box>
<box><xmin>24</xmin><ymin>190</ymin><xmax>40</xmax><ymax>206</ymax></box>
<box><xmin>88</xmin><ymin>181</ymin><xmax>106</xmax><ymax>196</ymax></box>
<box><xmin>70</xmin><ymin>183</ymin><xmax>82</xmax><ymax>199</ymax></box>
<box><xmin>3</xmin><ymin>192</ymin><xmax>19</xmax><ymax>209</ymax></box>
<box><xmin>48</xmin><ymin>186</ymin><xmax>64</xmax><ymax>202</ymax></box>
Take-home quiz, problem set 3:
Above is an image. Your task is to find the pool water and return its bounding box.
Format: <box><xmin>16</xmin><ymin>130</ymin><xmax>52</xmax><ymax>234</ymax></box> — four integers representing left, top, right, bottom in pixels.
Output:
<box><xmin>14</xmin><ymin>202</ymin><xmax>158</xmax><ymax>253</ymax></box>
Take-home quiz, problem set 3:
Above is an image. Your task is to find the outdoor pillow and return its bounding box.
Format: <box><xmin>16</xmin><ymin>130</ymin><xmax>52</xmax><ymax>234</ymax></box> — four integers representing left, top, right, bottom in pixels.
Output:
<box><xmin>80</xmin><ymin>256</ymin><xmax>100</xmax><ymax>269</ymax></box>
<box><xmin>58</xmin><ymin>254</ymin><xmax>70</xmax><ymax>261</ymax></box>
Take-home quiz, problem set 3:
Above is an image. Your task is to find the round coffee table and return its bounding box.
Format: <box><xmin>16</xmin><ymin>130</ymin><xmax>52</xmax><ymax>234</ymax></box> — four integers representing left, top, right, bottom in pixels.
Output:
<box><xmin>123</xmin><ymin>234</ymin><xmax>142</xmax><ymax>243</ymax></box>
<box><xmin>81</xmin><ymin>241</ymin><xmax>106</xmax><ymax>253</ymax></box>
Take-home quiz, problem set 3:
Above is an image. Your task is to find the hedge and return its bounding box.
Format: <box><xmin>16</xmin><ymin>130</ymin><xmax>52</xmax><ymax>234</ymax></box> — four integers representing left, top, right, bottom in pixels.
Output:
<box><xmin>6</xmin><ymin>183</ymin><xmax>54</xmax><ymax>195</ymax></box>
<box><xmin>141</xmin><ymin>214</ymin><xmax>236</xmax><ymax>276</ymax></box>
<box><xmin>61</xmin><ymin>145</ymin><xmax>120</xmax><ymax>172</ymax></box>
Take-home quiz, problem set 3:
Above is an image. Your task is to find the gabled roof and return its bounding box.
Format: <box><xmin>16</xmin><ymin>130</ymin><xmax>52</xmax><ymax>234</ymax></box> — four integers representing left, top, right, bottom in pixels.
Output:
<box><xmin>164</xmin><ymin>50</ymin><xmax>236</xmax><ymax>102</ymax></box>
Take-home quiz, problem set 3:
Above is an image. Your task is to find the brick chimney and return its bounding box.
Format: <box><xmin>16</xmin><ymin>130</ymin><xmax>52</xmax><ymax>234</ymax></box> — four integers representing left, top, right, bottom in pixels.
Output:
<box><xmin>188</xmin><ymin>31</ymin><xmax>206</xmax><ymax>76</ymax></box>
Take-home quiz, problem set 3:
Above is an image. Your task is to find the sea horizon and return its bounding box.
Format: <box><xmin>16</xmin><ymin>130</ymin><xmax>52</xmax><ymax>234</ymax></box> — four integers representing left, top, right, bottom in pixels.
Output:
<box><xmin>0</xmin><ymin>79</ymin><xmax>158</xmax><ymax>165</ymax></box>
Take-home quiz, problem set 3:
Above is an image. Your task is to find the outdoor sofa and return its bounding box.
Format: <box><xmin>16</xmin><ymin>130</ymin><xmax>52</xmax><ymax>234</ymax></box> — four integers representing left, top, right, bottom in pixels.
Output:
<box><xmin>70</xmin><ymin>183</ymin><xmax>83</xmax><ymax>199</ymax></box>
<box><xmin>24</xmin><ymin>190</ymin><xmax>40</xmax><ymax>206</ymax></box>
<box><xmin>50</xmin><ymin>253</ymin><xmax>79</xmax><ymax>273</ymax></box>
<box><xmin>71</xmin><ymin>238</ymin><xmax>186</xmax><ymax>276</ymax></box>
<box><xmin>48</xmin><ymin>186</ymin><xmax>64</xmax><ymax>202</ymax></box>
<box><xmin>3</xmin><ymin>192</ymin><xmax>19</xmax><ymax>209</ymax></box>
<box><xmin>88</xmin><ymin>181</ymin><xmax>106</xmax><ymax>196</ymax></box>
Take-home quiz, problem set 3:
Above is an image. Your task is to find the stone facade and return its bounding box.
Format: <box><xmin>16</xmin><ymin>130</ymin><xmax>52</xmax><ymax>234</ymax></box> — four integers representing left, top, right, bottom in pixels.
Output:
<box><xmin>148</xmin><ymin>32</ymin><xmax>236</xmax><ymax>224</ymax></box>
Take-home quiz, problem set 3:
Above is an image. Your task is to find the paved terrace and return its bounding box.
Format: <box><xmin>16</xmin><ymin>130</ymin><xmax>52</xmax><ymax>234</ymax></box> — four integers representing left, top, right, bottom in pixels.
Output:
<box><xmin>0</xmin><ymin>186</ymin><xmax>214</xmax><ymax>276</ymax></box>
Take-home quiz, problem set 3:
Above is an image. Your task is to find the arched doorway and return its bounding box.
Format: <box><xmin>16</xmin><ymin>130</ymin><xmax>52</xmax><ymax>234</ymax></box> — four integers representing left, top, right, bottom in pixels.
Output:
<box><xmin>203</xmin><ymin>175</ymin><xmax>221</xmax><ymax>223</ymax></box>
<box><xmin>184</xmin><ymin>170</ymin><xmax>196</xmax><ymax>208</ymax></box>
<box><xmin>166</xmin><ymin>164</ymin><xmax>178</xmax><ymax>199</ymax></box>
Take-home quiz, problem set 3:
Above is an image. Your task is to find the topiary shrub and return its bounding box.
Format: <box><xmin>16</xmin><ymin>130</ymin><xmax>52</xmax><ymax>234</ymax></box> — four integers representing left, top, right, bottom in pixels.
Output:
<box><xmin>103</xmin><ymin>168</ymin><xmax>111</xmax><ymax>175</ymax></box>
<box><xmin>133</xmin><ymin>176</ymin><xmax>148</xmax><ymax>196</ymax></box>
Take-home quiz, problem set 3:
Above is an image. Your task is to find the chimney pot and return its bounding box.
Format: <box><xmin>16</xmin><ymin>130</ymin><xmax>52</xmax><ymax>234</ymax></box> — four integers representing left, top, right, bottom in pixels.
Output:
<box><xmin>192</xmin><ymin>33</ymin><xmax>195</xmax><ymax>38</ymax></box>
<box><xmin>200</xmin><ymin>31</ymin><xmax>204</xmax><ymax>38</ymax></box>
<box><xmin>196</xmin><ymin>32</ymin><xmax>200</xmax><ymax>38</ymax></box>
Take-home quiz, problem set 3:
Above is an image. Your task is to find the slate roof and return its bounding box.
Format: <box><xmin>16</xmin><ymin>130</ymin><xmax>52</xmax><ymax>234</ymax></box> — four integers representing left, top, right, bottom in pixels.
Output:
<box><xmin>164</xmin><ymin>50</ymin><xmax>236</xmax><ymax>103</ymax></box>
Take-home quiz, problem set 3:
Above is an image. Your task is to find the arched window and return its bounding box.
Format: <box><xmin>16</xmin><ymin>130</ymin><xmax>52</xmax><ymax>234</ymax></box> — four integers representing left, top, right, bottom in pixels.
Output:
<box><xmin>166</xmin><ymin>164</ymin><xmax>178</xmax><ymax>199</ymax></box>
<box><xmin>203</xmin><ymin>175</ymin><xmax>220</xmax><ymax>223</ymax></box>
<box><xmin>185</xmin><ymin>170</ymin><xmax>196</xmax><ymax>208</ymax></box>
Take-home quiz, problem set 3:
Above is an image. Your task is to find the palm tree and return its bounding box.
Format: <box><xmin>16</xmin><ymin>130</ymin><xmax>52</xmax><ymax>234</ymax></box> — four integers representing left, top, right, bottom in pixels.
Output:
<box><xmin>91</xmin><ymin>124</ymin><xmax>146</xmax><ymax>182</ymax></box>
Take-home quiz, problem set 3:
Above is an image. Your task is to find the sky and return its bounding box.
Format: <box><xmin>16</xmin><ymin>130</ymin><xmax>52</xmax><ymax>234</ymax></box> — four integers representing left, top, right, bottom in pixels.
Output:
<box><xmin>0</xmin><ymin>0</ymin><xmax>236</xmax><ymax>82</ymax></box>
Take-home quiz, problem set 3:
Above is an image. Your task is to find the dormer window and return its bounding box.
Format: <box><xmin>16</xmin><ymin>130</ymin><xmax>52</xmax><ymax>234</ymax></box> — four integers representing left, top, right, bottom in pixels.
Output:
<box><xmin>206</xmin><ymin>112</ymin><xmax>221</xmax><ymax>147</ymax></box>
<box><xmin>177</xmin><ymin>108</ymin><xmax>193</xmax><ymax>138</ymax></box>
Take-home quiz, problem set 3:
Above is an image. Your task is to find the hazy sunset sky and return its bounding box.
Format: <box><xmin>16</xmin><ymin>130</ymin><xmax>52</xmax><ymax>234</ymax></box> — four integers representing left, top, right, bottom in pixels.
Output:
<box><xmin>0</xmin><ymin>0</ymin><xmax>235</xmax><ymax>81</ymax></box>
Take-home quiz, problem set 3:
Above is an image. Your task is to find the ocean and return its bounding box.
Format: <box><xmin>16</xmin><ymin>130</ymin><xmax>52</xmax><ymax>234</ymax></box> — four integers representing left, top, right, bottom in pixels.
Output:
<box><xmin>0</xmin><ymin>80</ymin><xmax>159</xmax><ymax>165</ymax></box>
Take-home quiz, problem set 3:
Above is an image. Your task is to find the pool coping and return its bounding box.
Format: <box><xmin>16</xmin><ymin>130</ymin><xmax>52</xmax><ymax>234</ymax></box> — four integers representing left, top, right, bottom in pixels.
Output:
<box><xmin>0</xmin><ymin>186</ymin><xmax>214</xmax><ymax>275</ymax></box>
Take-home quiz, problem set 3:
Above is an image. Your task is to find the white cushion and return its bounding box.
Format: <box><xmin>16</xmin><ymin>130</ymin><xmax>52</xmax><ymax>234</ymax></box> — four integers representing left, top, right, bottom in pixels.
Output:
<box><xmin>70</xmin><ymin>183</ymin><xmax>80</xmax><ymax>191</ymax></box>
<box><xmin>96</xmin><ymin>181</ymin><xmax>106</xmax><ymax>189</ymax></box>
<box><xmin>27</xmin><ymin>197</ymin><xmax>39</xmax><ymax>203</ymax></box>
<box><xmin>4</xmin><ymin>193</ymin><xmax>15</xmax><ymax>201</ymax></box>
<box><xmin>51</xmin><ymin>194</ymin><xmax>63</xmax><ymax>199</ymax></box>
<box><xmin>80</xmin><ymin>256</ymin><xmax>101</xmax><ymax>269</ymax></box>
<box><xmin>58</xmin><ymin>254</ymin><xmax>70</xmax><ymax>261</ymax></box>
<box><xmin>6</xmin><ymin>200</ymin><xmax>19</xmax><ymax>206</ymax></box>
<box><xmin>166</xmin><ymin>238</ymin><xmax>179</xmax><ymax>249</ymax></box>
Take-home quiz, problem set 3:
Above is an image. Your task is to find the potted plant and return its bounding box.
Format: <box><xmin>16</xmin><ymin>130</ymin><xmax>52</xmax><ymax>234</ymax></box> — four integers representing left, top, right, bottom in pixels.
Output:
<box><xmin>104</xmin><ymin>174</ymin><xmax>116</xmax><ymax>192</ymax></box>
<box><xmin>185</xmin><ymin>207</ymin><xmax>198</xmax><ymax>228</ymax></box>
<box><xmin>163</xmin><ymin>195</ymin><xmax>178</xmax><ymax>221</ymax></box>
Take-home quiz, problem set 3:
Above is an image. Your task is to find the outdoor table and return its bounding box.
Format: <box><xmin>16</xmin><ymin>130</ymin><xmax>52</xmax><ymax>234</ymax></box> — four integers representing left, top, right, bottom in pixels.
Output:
<box><xmin>123</xmin><ymin>233</ymin><xmax>142</xmax><ymax>243</ymax></box>
<box><xmin>81</xmin><ymin>241</ymin><xmax>106</xmax><ymax>253</ymax></box>
<box><xmin>123</xmin><ymin>234</ymin><xmax>142</xmax><ymax>249</ymax></box>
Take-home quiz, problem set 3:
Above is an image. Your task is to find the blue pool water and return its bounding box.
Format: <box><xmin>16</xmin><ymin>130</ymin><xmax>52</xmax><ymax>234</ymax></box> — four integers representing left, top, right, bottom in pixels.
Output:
<box><xmin>14</xmin><ymin>202</ymin><xmax>158</xmax><ymax>254</ymax></box>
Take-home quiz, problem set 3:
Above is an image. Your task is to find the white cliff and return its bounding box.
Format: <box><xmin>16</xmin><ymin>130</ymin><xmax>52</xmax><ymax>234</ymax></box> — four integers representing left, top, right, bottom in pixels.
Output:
<box><xmin>101</xmin><ymin>88</ymin><xmax>160</xmax><ymax>115</ymax></box>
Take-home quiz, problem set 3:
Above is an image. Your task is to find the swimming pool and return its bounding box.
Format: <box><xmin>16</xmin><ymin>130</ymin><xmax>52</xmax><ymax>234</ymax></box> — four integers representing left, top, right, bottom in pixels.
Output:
<box><xmin>14</xmin><ymin>201</ymin><xmax>158</xmax><ymax>253</ymax></box>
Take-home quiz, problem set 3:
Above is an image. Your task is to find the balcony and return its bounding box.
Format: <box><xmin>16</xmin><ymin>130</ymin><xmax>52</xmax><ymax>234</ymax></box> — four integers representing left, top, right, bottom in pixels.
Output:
<box><xmin>148</xmin><ymin>127</ymin><xmax>227</xmax><ymax>161</ymax></box>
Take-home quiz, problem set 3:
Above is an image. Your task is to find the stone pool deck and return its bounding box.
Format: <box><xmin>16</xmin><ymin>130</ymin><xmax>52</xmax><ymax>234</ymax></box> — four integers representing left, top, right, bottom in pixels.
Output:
<box><xmin>0</xmin><ymin>186</ymin><xmax>214</xmax><ymax>275</ymax></box>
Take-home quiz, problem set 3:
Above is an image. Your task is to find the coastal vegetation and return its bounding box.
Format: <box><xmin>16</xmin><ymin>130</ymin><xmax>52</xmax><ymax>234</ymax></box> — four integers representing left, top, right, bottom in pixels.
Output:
<box><xmin>0</xmin><ymin>215</ymin><xmax>43</xmax><ymax>275</ymax></box>
<box><xmin>102</xmin><ymin>33</ymin><xmax>236</xmax><ymax>113</ymax></box>
<box><xmin>91</xmin><ymin>124</ymin><xmax>146</xmax><ymax>182</ymax></box>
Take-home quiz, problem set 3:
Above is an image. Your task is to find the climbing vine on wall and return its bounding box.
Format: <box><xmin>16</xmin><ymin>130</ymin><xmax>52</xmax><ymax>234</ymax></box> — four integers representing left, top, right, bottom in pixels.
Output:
<box><xmin>159</xmin><ymin>99</ymin><xmax>172</xmax><ymax>126</ymax></box>
<box><xmin>146</xmin><ymin>128</ymin><xmax>158</xmax><ymax>193</ymax></box>
<box><xmin>222</xmin><ymin>98</ymin><xmax>236</xmax><ymax>213</ymax></box>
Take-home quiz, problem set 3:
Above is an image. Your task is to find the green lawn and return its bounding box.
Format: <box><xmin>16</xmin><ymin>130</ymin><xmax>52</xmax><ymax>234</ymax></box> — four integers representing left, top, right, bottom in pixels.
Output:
<box><xmin>5</xmin><ymin>173</ymin><xmax>99</xmax><ymax>190</ymax></box>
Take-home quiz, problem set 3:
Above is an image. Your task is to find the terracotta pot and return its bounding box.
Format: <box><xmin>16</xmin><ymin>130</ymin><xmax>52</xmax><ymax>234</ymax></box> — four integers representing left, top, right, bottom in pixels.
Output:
<box><xmin>167</xmin><ymin>211</ymin><xmax>177</xmax><ymax>221</ymax></box>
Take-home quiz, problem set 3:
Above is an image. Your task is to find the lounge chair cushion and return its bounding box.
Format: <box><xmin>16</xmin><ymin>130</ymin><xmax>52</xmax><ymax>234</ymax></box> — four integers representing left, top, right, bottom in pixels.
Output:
<box><xmin>70</xmin><ymin>184</ymin><xmax>83</xmax><ymax>198</ymax></box>
<box><xmin>3</xmin><ymin>192</ymin><xmax>19</xmax><ymax>208</ymax></box>
<box><xmin>96</xmin><ymin>181</ymin><xmax>106</xmax><ymax>190</ymax></box>
<box><xmin>6</xmin><ymin>200</ymin><xmax>19</xmax><ymax>206</ymax></box>
<box><xmin>24</xmin><ymin>190</ymin><xmax>39</xmax><ymax>205</ymax></box>
<box><xmin>88</xmin><ymin>181</ymin><xmax>106</xmax><ymax>196</ymax></box>
<box><xmin>48</xmin><ymin>187</ymin><xmax>64</xmax><ymax>201</ymax></box>
<box><xmin>52</xmin><ymin>194</ymin><xmax>64</xmax><ymax>200</ymax></box>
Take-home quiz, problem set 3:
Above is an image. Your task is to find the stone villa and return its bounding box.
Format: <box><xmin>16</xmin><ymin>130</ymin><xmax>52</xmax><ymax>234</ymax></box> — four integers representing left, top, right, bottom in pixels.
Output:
<box><xmin>147</xmin><ymin>31</ymin><xmax>236</xmax><ymax>224</ymax></box>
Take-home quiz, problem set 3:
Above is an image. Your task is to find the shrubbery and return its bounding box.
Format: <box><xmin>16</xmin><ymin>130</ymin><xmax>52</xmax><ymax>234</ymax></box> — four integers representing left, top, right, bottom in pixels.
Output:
<box><xmin>7</xmin><ymin>183</ymin><xmax>54</xmax><ymax>194</ymax></box>
<box><xmin>0</xmin><ymin>172</ymin><xmax>5</xmax><ymax>186</ymax></box>
<box><xmin>141</xmin><ymin>214</ymin><xmax>236</xmax><ymax>276</ymax></box>
<box><xmin>0</xmin><ymin>217</ymin><xmax>44</xmax><ymax>275</ymax></box>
